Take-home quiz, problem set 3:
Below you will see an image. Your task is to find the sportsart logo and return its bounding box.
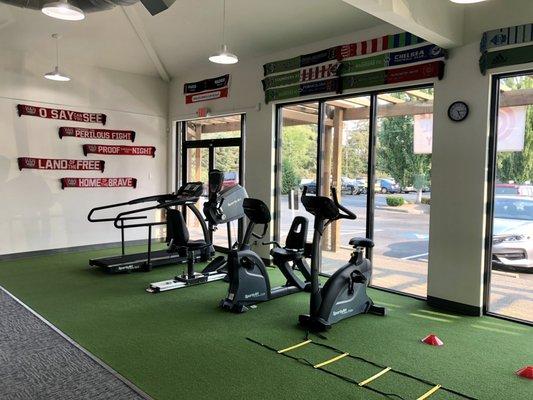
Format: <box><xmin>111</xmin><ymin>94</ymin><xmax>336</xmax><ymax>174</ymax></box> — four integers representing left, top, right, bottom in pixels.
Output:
<box><xmin>117</xmin><ymin>264</ymin><xmax>138</xmax><ymax>271</ymax></box>
<box><xmin>332</xmin><ymin>307</ymin><xmax>354</xmax><ymax>317</ymax></box>
<box><xmin>244</xmin><ymin>291</ymin><xmax>264</xmax><ymax>299</ymax></box>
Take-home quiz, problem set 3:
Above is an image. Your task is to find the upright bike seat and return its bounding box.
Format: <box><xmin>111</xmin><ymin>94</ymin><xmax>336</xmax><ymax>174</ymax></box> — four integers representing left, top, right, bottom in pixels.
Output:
<box><xmin>349</xmin><ymin>237</ymin><xmax>374</xmax><ymax>249</ymax></box>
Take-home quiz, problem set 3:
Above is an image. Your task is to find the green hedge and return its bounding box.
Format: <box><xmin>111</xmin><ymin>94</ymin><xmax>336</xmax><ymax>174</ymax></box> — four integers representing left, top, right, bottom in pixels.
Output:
<box><xmin>386</xmin><ymin>196</ymin><xmax>405</xmax><ymax>207</ymax></box>
<box><xmin>421</xmin><ymin>197</ymin><xmax>431</xmax><ymax>205</ymax></box>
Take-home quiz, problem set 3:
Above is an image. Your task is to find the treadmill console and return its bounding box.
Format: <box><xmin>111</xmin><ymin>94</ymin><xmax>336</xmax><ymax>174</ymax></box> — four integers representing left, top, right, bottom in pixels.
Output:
<box><xmin>176</xmin><ymin>182</ymin><xmax>204</xmax><ymax>200</ymax></box>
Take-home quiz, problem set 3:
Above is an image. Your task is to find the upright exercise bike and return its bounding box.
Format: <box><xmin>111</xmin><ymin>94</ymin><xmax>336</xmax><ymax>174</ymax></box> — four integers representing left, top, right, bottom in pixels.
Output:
<box><xmin>220</xmin><ymin>198</ymin><xmax>312</xmax><ymax>313</ymax></box>
<box><xmin>299</xmin><ymin>186</ymin><xmax>385</xmax><ymax>332</ymax></box>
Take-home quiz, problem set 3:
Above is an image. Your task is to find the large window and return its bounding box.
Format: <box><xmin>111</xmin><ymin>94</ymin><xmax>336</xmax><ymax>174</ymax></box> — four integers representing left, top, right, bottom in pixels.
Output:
<box><xmin>373</xmin><ymin>89</ymin><xmax>433</xmax><ymax>298</ymax></box>
<box><xmin>487</xmin><ymin>73</ymin><xmax>533</xmax><ymax>323</ymax></box>
<box><xmin>276</xmin><ymin>86</ymin><xmax>433</xmax><ymax>298</ymax></box>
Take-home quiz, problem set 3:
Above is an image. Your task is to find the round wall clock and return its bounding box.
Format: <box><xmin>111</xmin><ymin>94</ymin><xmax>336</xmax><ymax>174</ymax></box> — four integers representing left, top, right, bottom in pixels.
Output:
<box><xmin>448</xmin><ymin>101</ymin><xmax>469</xmax><ymax>122</ymax></box>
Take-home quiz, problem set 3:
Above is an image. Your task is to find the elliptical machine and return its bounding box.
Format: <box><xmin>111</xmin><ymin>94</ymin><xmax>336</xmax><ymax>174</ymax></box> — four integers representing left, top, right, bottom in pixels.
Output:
<box><xmin>299</xmin><ymin>186</ymin><xmax>385</xmax><ymax>332</ymax></box>
<box><xmin>146</xmin><ymin>170</ymin><xmax>247</xmax><ymax>293</ymax></box>
<box><xmin>220</xmin><ymin>198</ymin><xmax>312</xmax><ymax>313</ymax></box>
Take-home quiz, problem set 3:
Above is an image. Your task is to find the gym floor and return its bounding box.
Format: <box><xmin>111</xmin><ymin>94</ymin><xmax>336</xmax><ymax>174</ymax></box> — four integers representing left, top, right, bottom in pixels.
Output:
<box><xmin>0</xmin><ymin>245</ymin><xmax>531</xmax><ymax>400</ymax></box>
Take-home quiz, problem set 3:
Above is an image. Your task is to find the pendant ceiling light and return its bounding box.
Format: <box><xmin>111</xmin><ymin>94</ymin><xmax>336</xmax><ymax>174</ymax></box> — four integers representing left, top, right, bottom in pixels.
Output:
<box><xmin>42</xmin><ymin>0</ymin><xmax>85</xmax><ymax>21</ymax></box>
<box><xmin>209</xmin><ymin>0</ymin><xmax>238</xmax><ymax>64</ymax></box>
<box><xmin>44</xmin><ymin>34</ymin><xmax>71</xmax><ymax>82</ymax></box>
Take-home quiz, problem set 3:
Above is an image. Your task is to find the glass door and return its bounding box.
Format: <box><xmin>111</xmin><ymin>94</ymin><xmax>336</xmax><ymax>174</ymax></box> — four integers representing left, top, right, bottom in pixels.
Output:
<box><xmin>180</xmin><ymin>114</ymin><xmax>244</xmax><ymax>251</ymax></box>
<box><xmin>487</xmin><ymin>72</ymin><xmax>533</xmax><ymax>323</ymax></box>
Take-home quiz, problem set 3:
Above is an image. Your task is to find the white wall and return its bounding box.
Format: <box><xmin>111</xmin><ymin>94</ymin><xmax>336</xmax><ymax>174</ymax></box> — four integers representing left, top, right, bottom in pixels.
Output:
<box><xmin>0</xmin><ymin>49</ymin><xmax>169</xmax><ymax>255</ymax></box>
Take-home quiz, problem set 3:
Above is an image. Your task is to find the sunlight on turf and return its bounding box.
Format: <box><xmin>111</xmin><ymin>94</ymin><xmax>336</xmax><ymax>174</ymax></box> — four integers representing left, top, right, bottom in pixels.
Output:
<box><xmin>409</xmin><ymin>313</ymin><xmax>453</xmax><ymax>323</ymax></box>
<box><xmin>476</xmin><ymin>319</ymin><xmax>529</xmax><ymax>331</ymax></box>
<box><xmin>373</xmin><ymin>301</ymin><xmax>402</xmax><ymax>309</ymax></box>
<box><xmin>417</xmin><ymin>310</ymin><xmax>462</xmax><ymax>319</ymax></box>
<box><xmin>471</xmin><ymin>325</ymin><xmax>520</xmax><ymax>336</ymax></box>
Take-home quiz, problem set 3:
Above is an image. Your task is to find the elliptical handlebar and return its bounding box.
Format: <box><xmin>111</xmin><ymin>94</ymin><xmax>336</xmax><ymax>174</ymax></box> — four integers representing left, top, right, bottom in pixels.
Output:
<box><xmin>301</xmin><ymin>185</ymin><xmax>356</xmax><ymax>222</ymax></box>
<box><xmin>330</xmin><ymin>187</ymin><xmax>356</xmax><ymax>221</ymax></box>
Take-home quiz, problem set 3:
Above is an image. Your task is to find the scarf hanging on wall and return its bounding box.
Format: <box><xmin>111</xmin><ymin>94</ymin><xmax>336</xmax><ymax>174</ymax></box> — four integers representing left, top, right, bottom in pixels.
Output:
<box><xmin>18</xmin><ymin>157</ymin><xmax>105</xmax><ymax>172</ymax></box>
<box><xmin>479</xmin><ymin>23</ymin><xmax>533</xmax><ymax>74</ymax></box>
<box><xmin>82</xmin><ymin>144</ymin><xmax>156</xmax><ymax>158</ymax></box>
<box><xmin>17</xmin><ymin>104</ymin><xmax>106</xmax><ymax>125</ymax></box>
<box><xmin>262</xmin><ymin>31</ymin><xmax>447</xmax><ymax>103</ymax></box>
<box><xmin>59</xmin><ymin>127</ymin><xmax>135</xmax><ymax>142</ymax></box>
<box><xmin>61</xmin><ymin>177</ymin><xmax>137</xmax><ymax>189</ymax></box>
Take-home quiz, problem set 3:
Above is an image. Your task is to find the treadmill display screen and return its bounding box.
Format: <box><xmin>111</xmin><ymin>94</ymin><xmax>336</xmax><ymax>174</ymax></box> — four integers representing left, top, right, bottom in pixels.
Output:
<box><xmin>177</xmin><ymin>182</ymin><xmax>204</xmax><ymax>199</ymax></box>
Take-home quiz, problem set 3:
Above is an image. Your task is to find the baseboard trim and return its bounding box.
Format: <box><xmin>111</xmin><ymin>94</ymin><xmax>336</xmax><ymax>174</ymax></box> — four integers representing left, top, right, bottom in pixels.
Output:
<box><xmin>0</xmin><ymin>238</ymin><xmax>166</xmax><ymax>261</ymax></box>
<box><xmin>427</xmin><ymin>296</ymin><xmax>482</xmax><ymax>316</ymax></box>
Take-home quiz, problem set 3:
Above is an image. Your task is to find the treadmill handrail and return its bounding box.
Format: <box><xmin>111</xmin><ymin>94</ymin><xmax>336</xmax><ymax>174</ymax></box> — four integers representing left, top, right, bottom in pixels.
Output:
<box><xmin>87</xmin><ymin>193</ymin><xmax>178</xmax><ymax>223</ymax></box>
<box><xmin>113</xmin><ymin>198</ymin><xmax>201</xmax><ymax>229</ymax></box>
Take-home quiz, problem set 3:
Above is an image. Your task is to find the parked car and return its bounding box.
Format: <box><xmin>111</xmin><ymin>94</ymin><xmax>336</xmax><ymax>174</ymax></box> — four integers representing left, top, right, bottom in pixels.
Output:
<box><xmin>353</xmin><ymin>179</ymin><xmax>367</xmax><ymax>195</ymax></box>
<box><xmin>341</xmin><ymin>177</ymin><xmax>366</xmax><ymax>195</ymax></box>
<box><xmin>376</xmin><ymin>178</ymin><xmax>401</xmax><ymax>194</ymax></box>
<box><xmin>222</xmin><ymin>171</ymin><xmax>238</xmax><ymax>189</ymax></box>
<box><xmin>402</xmin><ymin>185</ymin><xmax>430</xmax><ymax>193</ymax></box>
<box><xmin>492</xmin><ymin>195</ymin><xmax>533</xmax><ymax>272</ymax></box>
<box><xmin>495</xmin><ymin>183</ymin><xmax>533</xmax><ymax>197</ymax></box>
<box><xmin>300</xmin><ymin>180</ymin><xmax>317</xmax><ymax>194</ymax></box>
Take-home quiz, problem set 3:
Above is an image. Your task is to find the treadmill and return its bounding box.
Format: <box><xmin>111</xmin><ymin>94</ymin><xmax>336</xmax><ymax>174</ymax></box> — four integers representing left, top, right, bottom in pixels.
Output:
<box><xmin>88</xmin><ymin>182</ymin><xmax>213</xmax><ymax>274</ymax></box>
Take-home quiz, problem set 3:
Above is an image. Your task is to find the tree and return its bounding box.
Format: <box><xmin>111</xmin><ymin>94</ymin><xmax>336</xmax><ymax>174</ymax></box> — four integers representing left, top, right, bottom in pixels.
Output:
<box><xmin>376</xmin><ymin>114</ymin><xmax>431</xmax><ymax>203</ymax></box>
<box><xmin>281</xmin><ymin>158</ymin><xmax>299</xmax><ymax>194</ymax></box>
<box><xmin>496</xmin><ymin>76</ymin><xmax>533</xmax><ymax>184</ymax></box>
<box><xmin>341</xmin><ymin>121</ymin><xmax>369</xmax><ymax>179</ymax></box>
<box><xmin>281</xmin><ymin>124</ymin><xmax>318</xmax><ymax>183</ymax></box>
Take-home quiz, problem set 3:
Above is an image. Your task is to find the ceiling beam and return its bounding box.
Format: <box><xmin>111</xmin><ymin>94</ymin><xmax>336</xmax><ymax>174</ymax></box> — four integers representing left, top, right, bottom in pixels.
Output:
<box><xmin>342</xmin><ymin>0</ymin><xmax>464</xmax><ymax>48</ymax></box>
<box><xmin>378</xmin><ymin>94</ymin><xmax>405</xmax><ymax>103</ymax></box>
<box><xmin>121</xmin><ymin>6</ymin><xmax>170</xmax><ymax>82</ymax></box>
<box><xmin>406</xmin><ymin>90</ymin><xmax>433</xmax><ymax>101</ymax></box>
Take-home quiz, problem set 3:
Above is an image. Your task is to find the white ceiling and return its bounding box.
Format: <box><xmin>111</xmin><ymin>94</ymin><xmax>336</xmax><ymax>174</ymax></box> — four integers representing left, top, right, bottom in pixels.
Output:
<box><xmin>0</xmin><ymin>0</ymin><xmax>382</xmax><ymax>79</ymax></box>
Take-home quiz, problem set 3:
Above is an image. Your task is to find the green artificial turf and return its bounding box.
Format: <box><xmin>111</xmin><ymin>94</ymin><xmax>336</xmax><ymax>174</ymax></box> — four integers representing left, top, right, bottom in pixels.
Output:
<box><xmin>0</xmin><ymin>245</ymin><xmax>531</xmax><ymax>400</ymax></box>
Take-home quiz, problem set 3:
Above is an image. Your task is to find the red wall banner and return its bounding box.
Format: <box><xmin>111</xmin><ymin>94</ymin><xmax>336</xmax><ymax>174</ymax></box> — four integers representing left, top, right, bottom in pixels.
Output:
<box><xmin>83</xmin><ymin>144</ymin><xmax>156</xmax><ymax>157</ymax></box>
<box><xmin>59</xmin><ymin>127</ymin><xmax>135</xmax><ymax>142</ymax></box>
<box><xmin>61</xmin><ymin>177</ymin><xmax>137</xmax><ymax>189</ymax></box>
<box><xmin>17</xmin><ymin>104</ymin><xmax>106</xmax><ymax>125</ymax></box>
<box><xmin>185</xmin><ymin>88</ymin><xmax>229</xmax><ymax>104</ymax></box>
<box><xmin>18</xmin><ymin>157</ymin><xmax>105</xmax><ymax>172</ymax></box>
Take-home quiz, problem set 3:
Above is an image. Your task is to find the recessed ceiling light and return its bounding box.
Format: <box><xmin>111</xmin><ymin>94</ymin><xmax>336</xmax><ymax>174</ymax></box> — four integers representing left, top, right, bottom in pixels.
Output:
<box><xmin>42</xmin><ymin>0</ymin><xmax>85</xmax><ymax>21</ymax></box>
<box><xmin>449</xmin><ymin>0</ymin><xmax>488</xmax><ymax>3</ymax></box>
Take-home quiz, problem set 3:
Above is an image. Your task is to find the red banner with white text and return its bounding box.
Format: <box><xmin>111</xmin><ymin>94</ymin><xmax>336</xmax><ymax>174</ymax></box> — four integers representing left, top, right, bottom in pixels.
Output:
<box><xmin>83</xmin><ymin>144</ymin><xmax>156</xmax><ymax>157</ymax></box>
<box><xmin>185</xmin><ymin>88</ymin><xmax>229</xmax><ymax>104</ymax></box>
<box><xmin>59</xmin><ymin>127</ymin><xmax>135</xmax><ymax>142</ymax></box>
<box><xmin>61</xmin><ymin>177</ymin><xmax>137</xmax><ymax>189</ymax></box>
<box><xmin>17</xmin><ymin>104</ymin><xmax>106</xmax><ymax>125</ymax></box>
<box><xmin>18</xmin><ymin>157</ymin><xmax>105</xmax><ymax>172</ymax></box>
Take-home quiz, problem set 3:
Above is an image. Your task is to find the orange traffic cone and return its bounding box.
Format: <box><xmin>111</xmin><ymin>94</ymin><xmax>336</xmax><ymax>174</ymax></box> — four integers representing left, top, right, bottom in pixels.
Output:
<box><xmin>421</xmin><ymin>334</ymin><xmax>444</xmax><ymax>346</ymax></box>
<box><xmin>516</xmin><ymin>366</ymin><xmax>533</xmax><ymax>380</ymax></box>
